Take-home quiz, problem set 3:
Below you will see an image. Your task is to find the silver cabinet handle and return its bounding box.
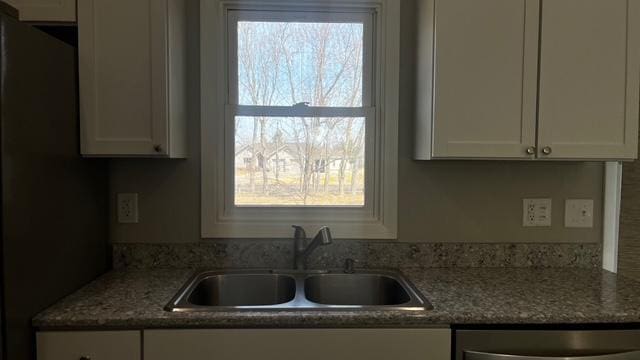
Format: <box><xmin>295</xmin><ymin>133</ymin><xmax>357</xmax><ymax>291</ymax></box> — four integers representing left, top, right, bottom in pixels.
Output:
<box><xmin>542</xmin><ymin>146</ymin><xmax>553</xmax><ymax>155</ymax></box>
<box><xmin>465</xmin><ymin>350</ymin><xmax>640</xmax><ymax>360</ymax></box>
<box><xmin>526</xmin><ymin>147</ymin><xmax>536</xmax><ymax>155</ymax></box>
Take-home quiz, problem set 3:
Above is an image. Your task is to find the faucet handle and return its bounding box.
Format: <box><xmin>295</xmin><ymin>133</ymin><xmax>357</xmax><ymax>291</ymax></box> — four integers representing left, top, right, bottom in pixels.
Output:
<box><xmin>292</xmin><ymin>225</ymin><xmax>307</xmax><ymax>240</ymax></box>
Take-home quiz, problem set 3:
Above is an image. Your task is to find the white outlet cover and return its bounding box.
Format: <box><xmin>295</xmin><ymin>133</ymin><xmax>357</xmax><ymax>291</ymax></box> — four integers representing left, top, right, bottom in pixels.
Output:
<box><xmin>523</xmin><ymin>199</ymin><xmax>552</xmax><ymax>227</ymax></box>
<box><xmin>565</xmin><ymin>199</ymin><xmax>594</xmax><ymax>228</ymax></box>
<box><xmin>117</xmin><ymin>193</ymin><xmax>139</xmax><ymax>224</ymax></box>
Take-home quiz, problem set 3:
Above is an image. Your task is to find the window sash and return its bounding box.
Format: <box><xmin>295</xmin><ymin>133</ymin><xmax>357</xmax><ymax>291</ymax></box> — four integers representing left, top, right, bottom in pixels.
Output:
<box><xmin>224</xmin><ymin>105</ymin><xmax>376</xmax><ymax>213</ymax></box>
<box><xmin>227</xmin><ymin>9</ymin><xmax>375</xmax><ymax>108</ymax></box>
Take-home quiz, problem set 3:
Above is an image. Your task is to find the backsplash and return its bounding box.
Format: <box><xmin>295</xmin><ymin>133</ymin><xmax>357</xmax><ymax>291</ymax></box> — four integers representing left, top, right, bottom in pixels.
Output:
<box><xmin>112</xmin><ymin>241</ymin><xmax>601</xmax><ymax>270</ymax></box>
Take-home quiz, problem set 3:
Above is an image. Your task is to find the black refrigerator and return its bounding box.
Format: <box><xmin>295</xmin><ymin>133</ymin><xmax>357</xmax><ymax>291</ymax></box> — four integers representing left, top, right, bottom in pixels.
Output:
<box><xmin>0</xmin><ymin>3</ymin><xmax>109</xmax><ymax>360</ymax></box>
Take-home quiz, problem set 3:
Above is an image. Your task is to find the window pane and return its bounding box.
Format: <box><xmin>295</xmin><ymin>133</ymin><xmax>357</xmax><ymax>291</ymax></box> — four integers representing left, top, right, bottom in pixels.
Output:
<box><xmin>234</xmin><ymin>116</ymin><xmax>365</xmax><ymax>206</ymax></box>
<box><xmin>237</xmin><ymin>21</ymin><xmax>364</xmax><ymax>107</ymax></box>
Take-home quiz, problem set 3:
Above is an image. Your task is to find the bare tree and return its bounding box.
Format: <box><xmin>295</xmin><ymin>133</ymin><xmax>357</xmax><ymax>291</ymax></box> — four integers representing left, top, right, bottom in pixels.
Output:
<box><xmin>238</xmin><ymin>23</ymin><xmax>287</xmax><ymax>193</ymax></box>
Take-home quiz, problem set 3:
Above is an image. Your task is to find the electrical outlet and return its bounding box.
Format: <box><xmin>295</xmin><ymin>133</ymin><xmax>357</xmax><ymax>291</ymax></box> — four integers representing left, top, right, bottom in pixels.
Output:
<box><xmin>565</xmin><ymin>199</ymin><xmax>594</xmax><ymax>228</ymax></box>
<box><xmin>523</xmin><ymin>199</ymin><xmax>552</xmax><ymax>227</ymax></box>
<box><xmin>117</xmin><ymin>193</ymin><xmax>139</xmax><ymax>224</ymax></box>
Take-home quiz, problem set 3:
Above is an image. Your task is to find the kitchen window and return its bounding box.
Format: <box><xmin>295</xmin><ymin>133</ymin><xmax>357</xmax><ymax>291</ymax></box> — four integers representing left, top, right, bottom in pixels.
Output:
<box><xmin>201</xmin><ymin>0</ymin><xmax>399</xmax><ymax>239</ymax></box>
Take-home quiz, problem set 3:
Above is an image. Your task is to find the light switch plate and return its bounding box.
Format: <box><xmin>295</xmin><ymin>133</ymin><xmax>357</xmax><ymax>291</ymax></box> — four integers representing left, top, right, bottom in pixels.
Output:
<box><xmin>117</xmin><ymin>193</ymin><xmax>139</xmax><ymax>224</ymax></box>
<box><xmin>565</xmin><ymin>199</ymin><xmax>594</xmax><ymax>228</ymax></box>
<box><xmin>523</xmin><ymin>199</ymin><xmax>552</xmax><ymax>227</ymax></box>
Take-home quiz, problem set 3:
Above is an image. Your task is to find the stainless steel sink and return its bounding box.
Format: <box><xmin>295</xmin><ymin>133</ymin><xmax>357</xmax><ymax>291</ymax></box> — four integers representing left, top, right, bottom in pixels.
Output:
<box><xmin>165</xmin><ymin>269</ymin><xmax>431</xmax><ymax>312</ymax></box>
<box><xmin>187</xmin><ymin>274</ymin><xmax>296</xmax><ymax>306</ymax></box>
<box><xmin>304</xmin><ymin>274</ymin><xmax>411</xmax><ymax>306</ymax></box>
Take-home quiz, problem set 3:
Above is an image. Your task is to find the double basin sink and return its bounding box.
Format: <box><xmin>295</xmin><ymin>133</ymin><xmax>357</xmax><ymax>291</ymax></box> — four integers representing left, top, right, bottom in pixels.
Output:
<box><xmin>165</xmin><ymin>270</ymin><xmax>431</xmax><ymax>312</ymax></box>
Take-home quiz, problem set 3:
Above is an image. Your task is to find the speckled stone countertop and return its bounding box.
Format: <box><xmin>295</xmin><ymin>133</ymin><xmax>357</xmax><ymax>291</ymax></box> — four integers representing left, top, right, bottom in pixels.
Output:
<box><xmin>33</xmin><ymin>268</ymin><xmax>640</xmax><ymax>329</ymax></box>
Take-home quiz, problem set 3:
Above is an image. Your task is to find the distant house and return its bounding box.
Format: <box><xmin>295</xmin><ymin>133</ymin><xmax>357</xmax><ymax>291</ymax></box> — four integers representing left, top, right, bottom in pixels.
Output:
<box><xmin>235</xmin><ymin>143</ymin><xmax>298</xmax><ymax>174</ymax></box>
<box><xmin>235</xmin><ymin>143</ymin><xmax>363</xmax><ymax>176</ymax></box>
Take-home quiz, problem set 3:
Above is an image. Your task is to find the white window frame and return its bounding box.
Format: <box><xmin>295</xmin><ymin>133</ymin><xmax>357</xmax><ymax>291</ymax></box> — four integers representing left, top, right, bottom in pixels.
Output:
<box><xmin>201</xmin><ymin>0</ymin><xmax>400</xmax><ymax>239</ymax></box>
<box><xmin>227</xmin><ymin>9</ymin><xmax>374</xmax><ymax>212</ymax></box>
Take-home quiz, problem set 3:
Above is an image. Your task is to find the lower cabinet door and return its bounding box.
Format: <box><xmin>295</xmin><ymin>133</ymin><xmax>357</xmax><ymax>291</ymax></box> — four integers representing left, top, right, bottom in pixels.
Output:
<box><xmin>144</xmin><ymin>329</ymin><xmax>451</xmax><ymax>360</ymax></box>
<box><xmin>37</xmin><ymin>331</ymin><xmax>141</xmax><ymax>360</ymax></box>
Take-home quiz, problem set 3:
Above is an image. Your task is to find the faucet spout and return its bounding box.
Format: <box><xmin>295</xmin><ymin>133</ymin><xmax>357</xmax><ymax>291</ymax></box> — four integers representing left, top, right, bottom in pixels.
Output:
<box><xmin>292</xmin><ymin>226</ymin><xmax>333</xmax><ymax>270</ymax></box>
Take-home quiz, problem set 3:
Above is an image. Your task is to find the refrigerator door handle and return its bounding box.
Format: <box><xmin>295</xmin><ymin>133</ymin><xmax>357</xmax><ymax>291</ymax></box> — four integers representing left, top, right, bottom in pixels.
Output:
<box><xmin>465</xmin><ymin>350</ymin><xmax>640</xmax><ymax>360</ymax></box>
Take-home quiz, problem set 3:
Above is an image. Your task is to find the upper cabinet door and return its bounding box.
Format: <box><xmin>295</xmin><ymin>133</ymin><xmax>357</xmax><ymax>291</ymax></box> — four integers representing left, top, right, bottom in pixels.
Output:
<box><xmin>79</xmin><ymin>0</ymin><xmax>187</xmax><ymax>158</ymax></box>
<box><xmin>538</xmin><ymin>0</ymin><xmax>640</xmax><ymax>160</ymax></box>
<box><xmin>4</xmin><ymin>0</ymin><xmax>76</xmax><ymax>22</ymax></box>
<box><xmin>431</xmin><ymin>0</ymin><xmax>540</xmax><ymax>159</ymax></box>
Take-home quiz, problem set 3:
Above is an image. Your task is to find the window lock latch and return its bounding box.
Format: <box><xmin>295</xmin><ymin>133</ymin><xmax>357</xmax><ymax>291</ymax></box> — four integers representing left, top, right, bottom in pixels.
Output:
<box><xmin>293</xmin><ymin>102</ymin><xmax>311</xmax><ymax>109</ymax></box>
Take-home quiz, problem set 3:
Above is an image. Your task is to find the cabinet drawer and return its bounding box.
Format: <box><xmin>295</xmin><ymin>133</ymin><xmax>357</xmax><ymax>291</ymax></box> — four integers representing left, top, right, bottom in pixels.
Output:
<box><xmin>37</xmin><ymin>331</ymin><xmax>141</xmax><ymax>360</ymax></box>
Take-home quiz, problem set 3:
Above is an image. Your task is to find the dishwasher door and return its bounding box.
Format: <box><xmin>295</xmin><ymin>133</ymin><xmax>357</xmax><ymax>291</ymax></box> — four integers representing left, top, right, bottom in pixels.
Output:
<box><xmin>455</xmin><ymin>330</ymin><xmax>640</xmax><ymax>360</ymax></box>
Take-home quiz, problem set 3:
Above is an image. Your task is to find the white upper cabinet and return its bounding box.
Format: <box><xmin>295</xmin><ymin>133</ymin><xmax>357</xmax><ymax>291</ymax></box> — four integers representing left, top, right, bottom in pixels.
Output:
<box><xmin>78</xmin><ymin>0</ymin><xmax>187</xmax><ymax>158</ymax></box>
<box><xmin>4</xmin><ymin>0</ymin><xmax>75</xmax><ymax>22</ymax></box>
<box><xmin>537</xmin><ymin>0</ymin><xmax>640</xmax><ymax>160</ymax></box>
<box><xmin>417</xmin><ymin>0</ymin><xmax>540</xmax><ymax>160</ymax></box>
<box><xmin>415</xmin><ymin>0</ymin><xmax>640</xmax><ymax>161</ymax></box>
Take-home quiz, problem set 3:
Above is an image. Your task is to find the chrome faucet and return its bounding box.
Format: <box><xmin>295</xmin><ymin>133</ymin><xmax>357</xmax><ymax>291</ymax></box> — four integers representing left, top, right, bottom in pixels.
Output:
<box><xmin>292</xmin><ymin>225</ymin><xmax>333</xmax><ymax>270</ymax></box>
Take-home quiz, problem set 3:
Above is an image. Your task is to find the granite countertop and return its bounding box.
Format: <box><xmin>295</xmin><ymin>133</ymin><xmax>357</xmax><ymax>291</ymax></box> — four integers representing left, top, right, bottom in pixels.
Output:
<box><xmin>33</xmin><ymin>268</ymin><xmax>640</xmax><ymax>329</ymax></box>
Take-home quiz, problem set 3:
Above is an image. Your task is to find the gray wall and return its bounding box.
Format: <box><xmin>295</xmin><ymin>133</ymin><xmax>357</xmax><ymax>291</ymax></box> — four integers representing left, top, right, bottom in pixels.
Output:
<box><xmin>109</xmin><ymin>0</ymin><xmax>604</xmax><ymax>244</ymax></box>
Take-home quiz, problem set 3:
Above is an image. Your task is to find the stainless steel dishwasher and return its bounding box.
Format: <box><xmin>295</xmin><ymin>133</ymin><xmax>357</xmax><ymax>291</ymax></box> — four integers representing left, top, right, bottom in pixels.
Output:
<box><xmin>455</xmin><ymin>330</ymin><xmax>640</xmax><ymax>360</ymax></box>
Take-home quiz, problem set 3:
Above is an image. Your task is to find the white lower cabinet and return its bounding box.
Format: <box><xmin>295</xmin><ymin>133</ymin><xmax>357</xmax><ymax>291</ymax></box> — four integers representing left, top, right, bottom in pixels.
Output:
<box><xmin>37</xmin><ymin>331</ymin><xmax>141</xmax><ymax>360</ymax></box>
<box><xmin>144</xmin><ymin>329</ymin><xmax>452</xmax><ymax>360</ymax></box>
<box><xmin>36</xmin><ymin>329</ymin><xmax>451</xmax><ymax>360</ymax></box>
